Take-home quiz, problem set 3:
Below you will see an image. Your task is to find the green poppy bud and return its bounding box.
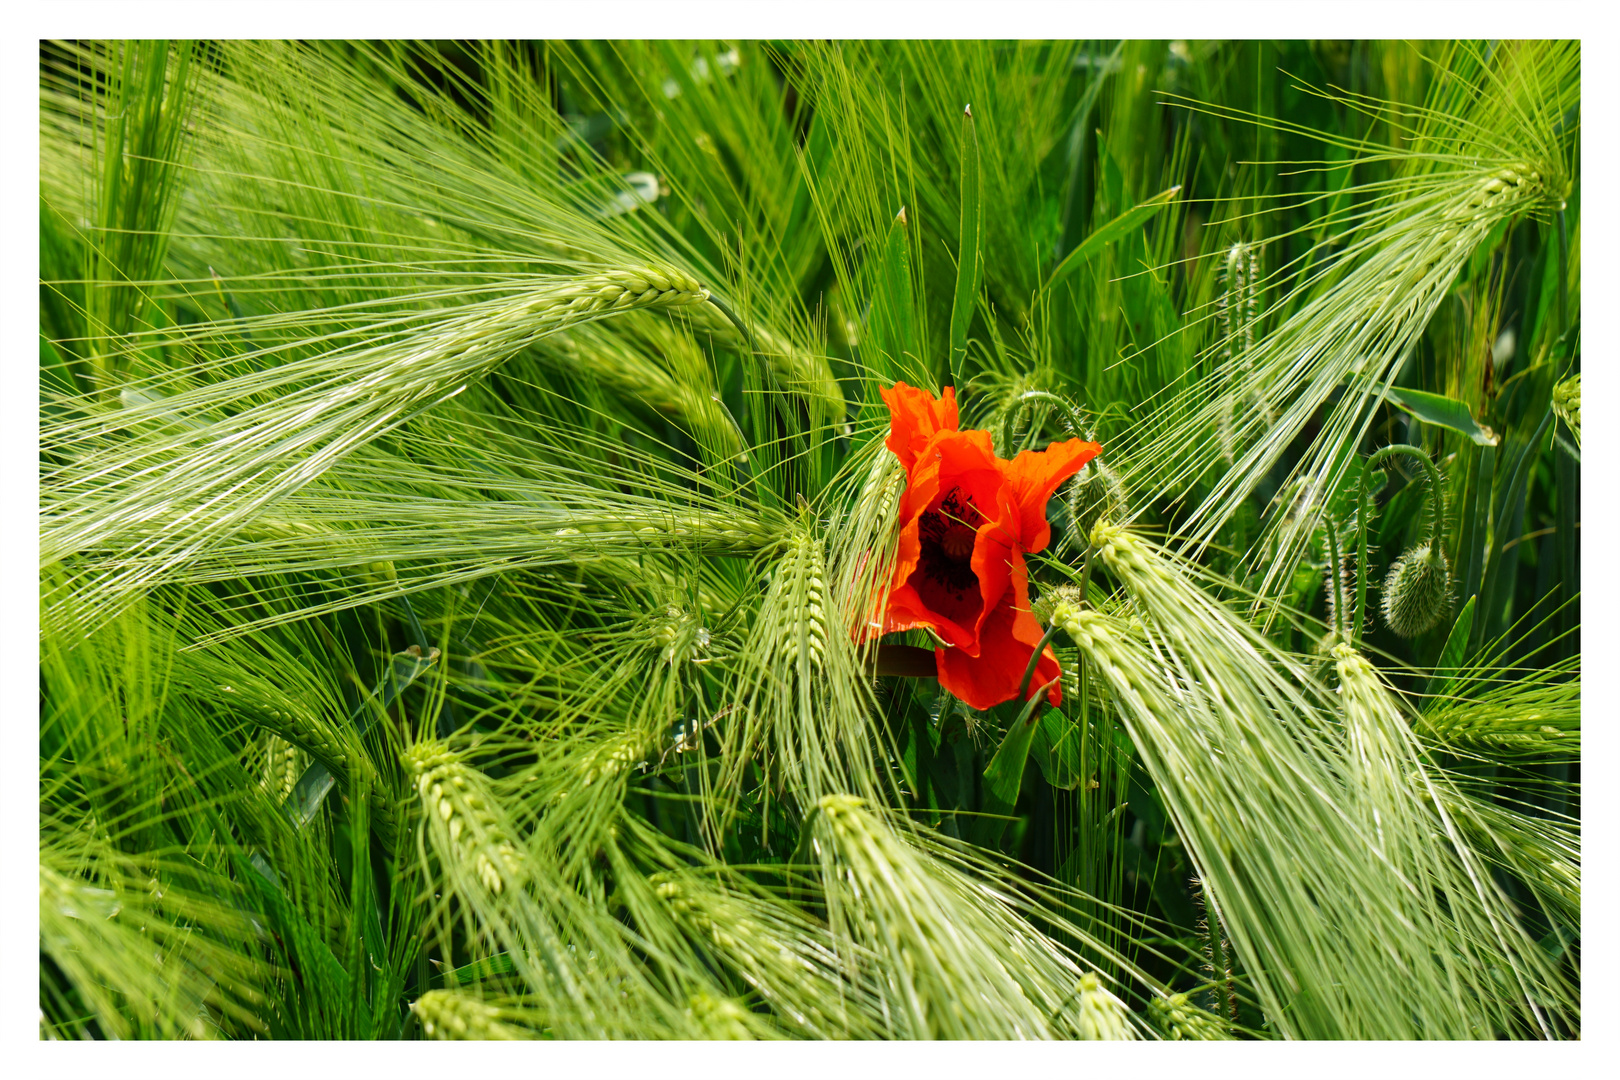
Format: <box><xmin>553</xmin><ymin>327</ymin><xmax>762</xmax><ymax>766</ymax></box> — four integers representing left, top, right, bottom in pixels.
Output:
<box><xmin>1071</xmin><ymin>459</ymin><xmax>1128</xmax><ymax>540</ymax></box>
<box><xmin>1381</xmin><ymin>543</ymin><xmax>1451</xmax><ymax>638</ymax></box>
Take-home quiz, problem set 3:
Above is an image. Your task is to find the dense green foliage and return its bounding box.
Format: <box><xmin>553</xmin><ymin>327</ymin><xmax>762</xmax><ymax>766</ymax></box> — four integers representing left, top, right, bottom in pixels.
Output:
<box><xmin>40</xmin><ymin>39</ymin><xmax>1579</xmax><ymax>1040</ymax></box>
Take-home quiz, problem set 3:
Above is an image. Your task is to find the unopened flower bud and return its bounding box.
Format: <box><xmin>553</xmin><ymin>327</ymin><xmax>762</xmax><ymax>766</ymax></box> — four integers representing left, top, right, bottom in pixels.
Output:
<box><xmin>1381</xmin><ymin>543</ymin><xmax>1451</xmax><ymax>637</ymax></box>
<box><xmin>1071</xmin><ymin>459</ymin><xmax>1128</xmax><ymax>539</ymax></box>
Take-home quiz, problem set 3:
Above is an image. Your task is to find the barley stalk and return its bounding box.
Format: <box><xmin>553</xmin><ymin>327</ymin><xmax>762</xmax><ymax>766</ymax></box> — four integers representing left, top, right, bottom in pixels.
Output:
<box><xmin>72</xmin><ymin>490</ymin><xmax>783</xmax><ymax>649</ymax></box>
<box><xmin>1417</xmin><ymin>699</ymin><xmax>1579</xmax><ymax>757</ymax></box>
<box><xmin>1129</xmin><ymin>158</ymin><xmax>1559</xmax><ymax>611</ymax></box>
<box><xmin>536</xmin><ymin>316</ymin><xmax>745</xmax><ymax>459</ymax></box>
<box><xmin>215</xmin><ymin>685</ymin><xmax>352</xmax><ymax>776</ymax></box>
<box><xmin>1429</xmin><ymin>782</ymin><xmax>1580</xmax><ymax>929</ymax></box>
<box><xmin>784</xmin><ymin>531</ymin><xmax>831</xmax><ymax>682</ymax></box>
<box><xmin>719</xmin><ymin>525</ymin><xmax>871</xmax><ymax>816</ymax></box>
<box><xmin>1330</xmin><ymin>641</ymin><xmax>1563</xmax><ymax>1039</ymax></box>
<box><xmin>686</xmin><ymin>299</ymin><xmax>846</xmax><ymax>427</ymax></box>
<box><xmin>808</xmin><ymin>794</ymin><xmax>1131</xmax><ymax>1040</ymax></box>
<box><xmin>210</xmin><ymin>681</ymin><xmax>400</xmax><ymax>845</ymax></box>
<box><xmin>399</xmin><ymin>749</ymin><xmax>659</xmax><ymax>1038</ymax></box>
<box><xmin>259</xmin><ymin>736</ymin><xmax>303</xmax><ymax>802</ymax></box>
<box><xmin>572</xmin><ymin>732</ymin><xmax>654</xmax><ymax>792</ymax></box>
<box><xmin>683</xmin><ymin>992</ymin><xmax>759</xmax><ymax>1040</ymax></box>
<box><xmin>151</xmin><ymin>504</ymin><xmax>779</xmax><ymax>594</ymax></box>
<box><xmin>40</xmin><ymin>844</ymin><xmax>267</xmax><ymax>1040</ymax></box>
<box><xmin>1216</xmin><ymin>241</ymin><xmax>1263</xmax><ymax>465</ymax></box>
<box><xmin>646</xmin><ymin>870</ymin><xmax>885</xmax><ymax>1039</ymax></box>
<box><xmin>1073</xmin><ymin>972</ymin><xmax>1134</xmax><ymax>1041</ymax></box>
<box><xmin>830</xmin><ymin>446</ymin><xmax>906</xmax><ymax>638</ymax></box>
<box><xmin>1044</xmin><ymin>529</ymin><xmax>1569</xmax><ymax>1038</ymax></box>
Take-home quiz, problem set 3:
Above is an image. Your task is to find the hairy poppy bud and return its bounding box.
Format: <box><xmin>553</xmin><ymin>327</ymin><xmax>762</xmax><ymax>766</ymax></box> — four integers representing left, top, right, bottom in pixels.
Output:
<box><xmin>1070</xmin><ymin>458</ymin><xmax>1128</xmax><ymax>540</ymax></box>
<box><xmin>1381</xmin><ymin>543</ymin><xmax>1451</xmax><ymax>638</ymax></box>
<box><xmin>1031</xmin><ymin>584</ymin><xmax>1086</xmax><ymax>627</ymax></box>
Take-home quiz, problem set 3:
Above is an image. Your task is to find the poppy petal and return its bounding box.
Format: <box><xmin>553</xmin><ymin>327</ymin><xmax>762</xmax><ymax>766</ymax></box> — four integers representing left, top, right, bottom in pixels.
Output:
<box><xmin>903</xmin><ymin>429</ymin><xmax>1003</xmax><ymax>651</ymax></box>
<box><xmin>884</xmin><ymin>440</ymin><xmax>944</xmax><ymax>609</ymax></box>
<box><xmin>1004</xmin><ymin>550</ymin><xmax>1063</xmax><ymax>707</ymax></box>
<box><xmin>963</xmin><ymin>488</ymin><xmax>1019</xmax><ymax>653</ymax></box>
<box><xmin>880</xmin><ymin>580</ymin><xmax>972</xmax><ymax>646</ymax></box>
<box><xmin>1000</xmin><ymin>438</ymin><xmax>1103</xmax><ymax>553</ymax></box>
<box><xmin>935</xmin><ymin>610</ymin><xmax>1023</xmax><ymax>711</ymax></box>
<box><xmin>880</xmin><ymin>382</ymin><xmax>959</xmax><ymax>472</ymax></box>
<box><xmin>935</xmin><ymin>587</ymin><xmax>1062</xmax><ymax>711</ymax></box>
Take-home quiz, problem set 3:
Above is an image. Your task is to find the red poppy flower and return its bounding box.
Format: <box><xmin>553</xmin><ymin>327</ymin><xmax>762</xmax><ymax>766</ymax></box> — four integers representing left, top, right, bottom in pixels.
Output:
<box><xmin>870</xmin><ymin>382</ymin><xmax>1101</xmax><ymax>711</ymax></box>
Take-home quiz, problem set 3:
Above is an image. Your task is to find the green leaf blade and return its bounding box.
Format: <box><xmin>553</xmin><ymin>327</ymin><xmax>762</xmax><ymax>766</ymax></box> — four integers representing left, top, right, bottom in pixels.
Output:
<box><xmin>1044</xmin><ymin>184</ymin><xmax>1180</xmax><ymax>293</ymax></box>
<box><xmin>1423</xmin><ymin>594</ymin><xmax>1476</xmax><ymax>701</ymax></box>
<box><xmin>947</xmin><ymin>104</ymin><xmax>981</xmax><ymax>386</ymax></box>
<box><xmin>1385</xmin><ymin>385</ymin><xmax>1499</xmax><ymax>446</ymax></box>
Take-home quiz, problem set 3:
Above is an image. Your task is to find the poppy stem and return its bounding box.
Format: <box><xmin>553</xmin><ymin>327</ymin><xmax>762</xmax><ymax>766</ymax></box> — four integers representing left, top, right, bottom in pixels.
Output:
<box><xmin>1326</xmin><ymin>523</ymin><xmax>1347</xmax><ymax>641</ymax></box>
<box><xmin>1017</xmin><ymin>622</ymin><xmax>1064</xmax><ymax>704</ymax></box>
<box><xmin>1001</xmin><ymin>389</ymin><xmax>1089</xmax><ymax>456</ymax></box>
<box><xmin>1016</xmin><ymin>674</ymin><xmax>1063</xmax><ymax>728</ymax></box>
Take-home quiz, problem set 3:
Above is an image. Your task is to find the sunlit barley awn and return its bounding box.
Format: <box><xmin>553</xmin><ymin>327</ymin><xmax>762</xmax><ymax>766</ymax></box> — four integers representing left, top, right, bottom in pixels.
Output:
<box><xmin>39</xmin><ymin>38</ymin><xmax>1578</xmax><ymax>1042</ymax></box>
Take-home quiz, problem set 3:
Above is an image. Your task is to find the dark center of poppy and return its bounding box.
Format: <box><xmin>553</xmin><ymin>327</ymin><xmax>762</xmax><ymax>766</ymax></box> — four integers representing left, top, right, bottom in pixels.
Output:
<box><xmin>916</xmin><ymin>486</ymin><xmax>981</xmax><ymax>597</ymax></box>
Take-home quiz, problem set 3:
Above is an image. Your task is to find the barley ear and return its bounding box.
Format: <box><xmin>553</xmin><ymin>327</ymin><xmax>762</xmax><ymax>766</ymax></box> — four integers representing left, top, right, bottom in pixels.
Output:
<box><xmin>411</xmin><ymin>990</ymin><xmax>531</xmax><ymax>1040</ymax></box>
<box><xmin>403</xmin><ymin>741</ymin><xmax>528</xmax><ymax>898</ymax></box>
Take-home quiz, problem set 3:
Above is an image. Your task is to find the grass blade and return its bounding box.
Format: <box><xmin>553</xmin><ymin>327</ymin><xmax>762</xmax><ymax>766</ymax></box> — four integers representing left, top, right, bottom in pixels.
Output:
<box><xmin>947</xmin><ymin>104</ymin><xmax>981</xmax><ymax>385</ymax></box>
<box><xmin>1043</xmin><ymin>184</ymin><xmax>1180</xmax><ymax>293</ymax></box>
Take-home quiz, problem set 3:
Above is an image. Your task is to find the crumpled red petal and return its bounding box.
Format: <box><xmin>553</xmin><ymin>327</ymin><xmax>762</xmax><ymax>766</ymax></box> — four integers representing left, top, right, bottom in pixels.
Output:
<box><xmin>1000</xmin><ymin>437</ymin><xmax>1103</xmax><ymax>553</ymax></box>
<box><xmin>880</xmin><ymin>382</ymin><xmax>959</xmax><ymax>472</ymax></box>
<box><xmin>934</xmin><ymin>570</ymin><xmax>1063</xmax><ymax>711</ymax></box>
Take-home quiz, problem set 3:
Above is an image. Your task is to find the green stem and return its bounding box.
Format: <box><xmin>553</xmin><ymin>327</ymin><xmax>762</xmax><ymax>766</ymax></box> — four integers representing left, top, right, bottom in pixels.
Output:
<box><xmin>1000</xmin><ymin>402</ymin><xmax>1025</xmax><ymax>458</ymax></box>
<box><xmin>1016</xmin><ymin>675</ymin><xmax>1062</xmax><ymax>729</ymax></box>
<box><xmin>1326</xmin><ymin>523</ymin><xmax>1347</xmax><ymax>641</ymax></box>
<box><xmin>1077</xmin><ymin>540</ymin><xmax>1097</xmax><ymax>606</ymax></box>
<box><xmin>1004</xmin><ymin>390</ymin><xmax>1089</xmax><ymax>454</ymax></box>
<box><xmin>1017</xmin><ymin>622</ymin><xmax>1064</xmax><ymax>704</ymax></box>
<box><xmin>1204</xmin><ymin>890</ymin><xmax>1234</xmax><ymax>1024</ymax></box>
<box><xmin>706</xmin><ymin>294</ymin><xmax>756</xmax><ymax>355</ymax></box>
<box><xmin>1556</xmin><ymin>209</ymin><xmax>1569</xmax><ymax>341</ymax></box>
<box><xmin>1356</xmin><ymin>444</ymin><xmax>1445</xmax><ymax>648</ymax></box>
